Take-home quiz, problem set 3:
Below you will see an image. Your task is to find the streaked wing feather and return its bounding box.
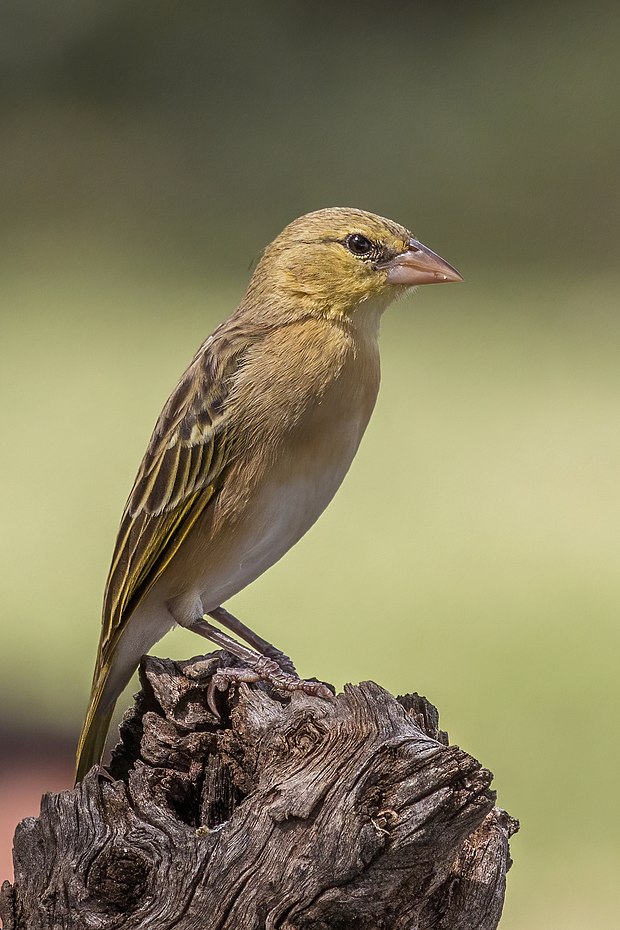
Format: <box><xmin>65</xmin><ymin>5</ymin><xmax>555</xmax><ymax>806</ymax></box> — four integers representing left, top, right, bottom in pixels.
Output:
<box><xmin>96</xmin><ymin>333</ymin><xmax>243</xmax><ymax>673</ymax></box>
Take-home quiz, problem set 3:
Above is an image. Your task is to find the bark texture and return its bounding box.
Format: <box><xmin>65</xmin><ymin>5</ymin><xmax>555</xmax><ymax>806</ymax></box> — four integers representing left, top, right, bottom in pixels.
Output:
<box><xmin>1</xmin><ymin>652</ymin><xmax>518</xmax><ymax>929</ymax></box>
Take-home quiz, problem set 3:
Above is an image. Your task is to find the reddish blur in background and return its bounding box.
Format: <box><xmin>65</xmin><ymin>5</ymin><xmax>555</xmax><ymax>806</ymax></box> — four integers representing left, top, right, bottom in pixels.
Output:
<box><xmin>1</xmin><ymin>3</ymin><xmax>619</xmax><ymax>927</ymax></box>
<box><xmin>0</xmin><ymin>734</ymin><xmax>73</xmax><ymax>881</ymax></box>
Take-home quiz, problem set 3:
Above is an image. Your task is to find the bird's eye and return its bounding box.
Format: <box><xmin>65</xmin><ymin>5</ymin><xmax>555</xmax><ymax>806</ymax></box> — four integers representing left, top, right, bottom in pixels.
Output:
<box><xmin>345</xmin><ymin>233</ymin><xmax>374</xmax><ymax>257</ymax></box>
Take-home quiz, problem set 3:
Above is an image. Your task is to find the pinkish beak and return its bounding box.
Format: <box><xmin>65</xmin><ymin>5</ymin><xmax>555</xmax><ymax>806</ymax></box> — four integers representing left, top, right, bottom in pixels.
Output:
<box><xmin>385</xmin><ymin>238</ymin><xmax>463</xmax><ymax>286</ymax></box>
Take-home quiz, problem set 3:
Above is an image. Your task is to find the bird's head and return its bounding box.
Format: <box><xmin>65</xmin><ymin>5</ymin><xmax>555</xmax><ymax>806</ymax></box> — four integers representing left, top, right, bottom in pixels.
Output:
<box><xmin>245</xmin><ymin>207</ymin><xmax>462</xmax><ymax>322</ymax></box>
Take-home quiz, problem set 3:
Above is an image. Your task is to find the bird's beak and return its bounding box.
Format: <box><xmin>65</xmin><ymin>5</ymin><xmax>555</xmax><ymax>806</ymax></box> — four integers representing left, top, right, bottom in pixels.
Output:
<box><xmin>384</xmin><ymin>238</ymin><xmax>463</xmax><ymax>286</ymax></box>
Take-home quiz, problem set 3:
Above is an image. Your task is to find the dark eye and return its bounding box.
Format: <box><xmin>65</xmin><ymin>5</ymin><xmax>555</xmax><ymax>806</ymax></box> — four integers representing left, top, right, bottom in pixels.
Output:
<box><xmin>345</xmin><ymin>233</ymin><xmax>374</xmax><ymax>257</ymax></box>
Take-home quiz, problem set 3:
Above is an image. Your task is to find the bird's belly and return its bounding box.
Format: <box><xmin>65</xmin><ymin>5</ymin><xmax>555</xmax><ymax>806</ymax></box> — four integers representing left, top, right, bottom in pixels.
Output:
<box><xmin>198</xmin><ymin>420</ymin><xmax>366</xmax><ymax>611</ymax></box>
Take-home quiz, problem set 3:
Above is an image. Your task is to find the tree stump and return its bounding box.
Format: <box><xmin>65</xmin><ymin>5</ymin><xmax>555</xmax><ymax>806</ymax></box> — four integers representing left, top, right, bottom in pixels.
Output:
<box><xmin>1</xmin><ymin>652</ymin><xmax>518</xmax><ymax>929</ymax></box>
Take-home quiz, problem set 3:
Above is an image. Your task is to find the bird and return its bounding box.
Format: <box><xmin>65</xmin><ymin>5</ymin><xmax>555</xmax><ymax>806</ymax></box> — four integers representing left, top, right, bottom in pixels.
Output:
<box><xmin>75</xmin><ymin>207</ymin><xmax>462</xmax><ymax>782</ymax></box>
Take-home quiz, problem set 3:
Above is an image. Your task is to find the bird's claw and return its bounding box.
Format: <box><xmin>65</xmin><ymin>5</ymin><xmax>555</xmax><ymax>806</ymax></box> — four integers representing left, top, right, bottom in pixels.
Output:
<box><xmin>206</xmin><ymin>656</ymin><xmax>333</xmax><ymax>717</ymax></box>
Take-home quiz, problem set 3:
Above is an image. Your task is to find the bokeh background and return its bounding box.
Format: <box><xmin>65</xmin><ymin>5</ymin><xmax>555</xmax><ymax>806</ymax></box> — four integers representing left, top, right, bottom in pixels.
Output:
<box><xmin>1</xmin><ymin>1</ymin><xmax>619</xmax><ymax>925</ymax></box>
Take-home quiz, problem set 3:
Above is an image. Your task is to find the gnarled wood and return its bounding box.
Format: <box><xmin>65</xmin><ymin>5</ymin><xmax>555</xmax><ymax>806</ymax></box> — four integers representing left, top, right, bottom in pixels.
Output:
<box><xmin>1</xmin><ymin>652</ymin><xmax>518</xmax><ymax>929</ymax></box>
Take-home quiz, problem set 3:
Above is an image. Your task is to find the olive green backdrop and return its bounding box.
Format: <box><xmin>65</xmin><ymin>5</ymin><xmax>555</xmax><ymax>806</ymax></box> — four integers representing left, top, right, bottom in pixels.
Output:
<box><xmin>1</xmin><ymin>2</ymin><xmax>619</xmax><ymax>926</ymax></box>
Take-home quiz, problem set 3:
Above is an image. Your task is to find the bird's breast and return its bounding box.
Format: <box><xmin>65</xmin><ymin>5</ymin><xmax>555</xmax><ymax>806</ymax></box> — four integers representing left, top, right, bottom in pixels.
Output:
<box><xmin>161</xmin><ymin>317</ymin><xmax>382</xmax><ymax>616</ymax></box>
<box><xmin>199</xmin><ymin>339</ymin><xmax>379</xmax><ymax>610</ymax></box>
<box><xmin>238</xmin><ymin>395</ymin><xmax>371</xmax><ymax>567</ymax></box>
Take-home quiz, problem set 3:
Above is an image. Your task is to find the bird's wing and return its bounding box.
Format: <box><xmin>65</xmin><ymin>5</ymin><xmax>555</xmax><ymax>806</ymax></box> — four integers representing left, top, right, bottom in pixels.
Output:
<box><xmin>96</xmin><ymin>333</ymin><xmax>245</xmax><ymax>674</ymax></box>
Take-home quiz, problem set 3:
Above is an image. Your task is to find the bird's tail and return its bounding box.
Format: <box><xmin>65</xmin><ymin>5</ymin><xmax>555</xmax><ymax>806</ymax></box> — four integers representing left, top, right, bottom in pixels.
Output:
<box><xmin>74</xmin><ymin>668</ymin><xmax>118</xmax><ymax>784</ymax></box>
<box><xmin>75</xmin><ymin>610</ymin><xmax>171</xmax><ymax>783</ymax></box>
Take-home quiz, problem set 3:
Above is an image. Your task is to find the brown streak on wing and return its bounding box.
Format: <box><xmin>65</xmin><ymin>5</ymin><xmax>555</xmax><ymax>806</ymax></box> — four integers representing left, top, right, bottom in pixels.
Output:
<box><xmin>99</xmin><ymin>487</ymin><xmax>215</xmax><ymax>670</ymax></box>
<box><xmin>95</xmin><ymin>327</ymin><xmax>246</xmax><ymax>674</ymax></box>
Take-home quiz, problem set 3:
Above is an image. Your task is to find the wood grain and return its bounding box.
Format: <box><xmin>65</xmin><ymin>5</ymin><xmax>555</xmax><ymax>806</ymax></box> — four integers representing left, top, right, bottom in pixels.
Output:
<box><xmin>1</xmin><ymin>653</ymin><xmax>518</xmax><ymax>929</ymax></box>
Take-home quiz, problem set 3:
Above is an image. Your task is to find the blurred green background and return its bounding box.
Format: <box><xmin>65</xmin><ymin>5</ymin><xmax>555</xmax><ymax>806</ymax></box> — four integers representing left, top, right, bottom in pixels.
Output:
<box><xmin>1</xmin><ymin>1</ymin><xmax>619</xmax><ymax>925</ymax></box>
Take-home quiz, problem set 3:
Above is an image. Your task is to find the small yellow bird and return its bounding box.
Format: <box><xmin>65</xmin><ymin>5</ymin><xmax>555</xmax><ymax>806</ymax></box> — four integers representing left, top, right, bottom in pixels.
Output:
<box><xmin>75</xmin><ymin>207</ymin><xmax>462</xmax><ymax>782</ymax></box>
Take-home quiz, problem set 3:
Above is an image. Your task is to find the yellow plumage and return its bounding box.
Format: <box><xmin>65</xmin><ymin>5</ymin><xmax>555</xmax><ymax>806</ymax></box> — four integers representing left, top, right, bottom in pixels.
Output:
<box><xmin>75</xmin><ymin>207</ymin><xmax>461</xmax><ymax>782</ymax></box>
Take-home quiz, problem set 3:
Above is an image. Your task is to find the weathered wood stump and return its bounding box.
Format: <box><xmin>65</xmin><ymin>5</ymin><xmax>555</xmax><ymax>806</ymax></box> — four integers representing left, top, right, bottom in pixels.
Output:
<box><xmin>1</xmin><ymin>652</ymin><xmax>518</xmax><ymax>929</ymax></box>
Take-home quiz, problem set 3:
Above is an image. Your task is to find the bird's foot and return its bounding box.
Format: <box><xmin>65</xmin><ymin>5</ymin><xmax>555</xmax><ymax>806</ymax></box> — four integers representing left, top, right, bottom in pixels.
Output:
<box><xmin>206</xmin><ymin>656</ymin><xmax>333</xmax><ymax>717</ymax></box>
<box><xmin>186</xmin><ymin>616</ymin><xmax>330</xmax><ymax>715</ymax></box>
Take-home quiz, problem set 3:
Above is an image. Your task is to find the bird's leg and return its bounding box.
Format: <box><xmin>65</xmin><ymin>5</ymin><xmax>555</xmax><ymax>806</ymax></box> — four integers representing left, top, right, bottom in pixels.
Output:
<box><xmin>207</xmin><ymin>606</ymin><xmax>297</xmax><ymax>674</ymax></box>
<box><xmin>187</xmin><ymin>617</ymin><xmax>332</xmax><ymax>715</ymax></box>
